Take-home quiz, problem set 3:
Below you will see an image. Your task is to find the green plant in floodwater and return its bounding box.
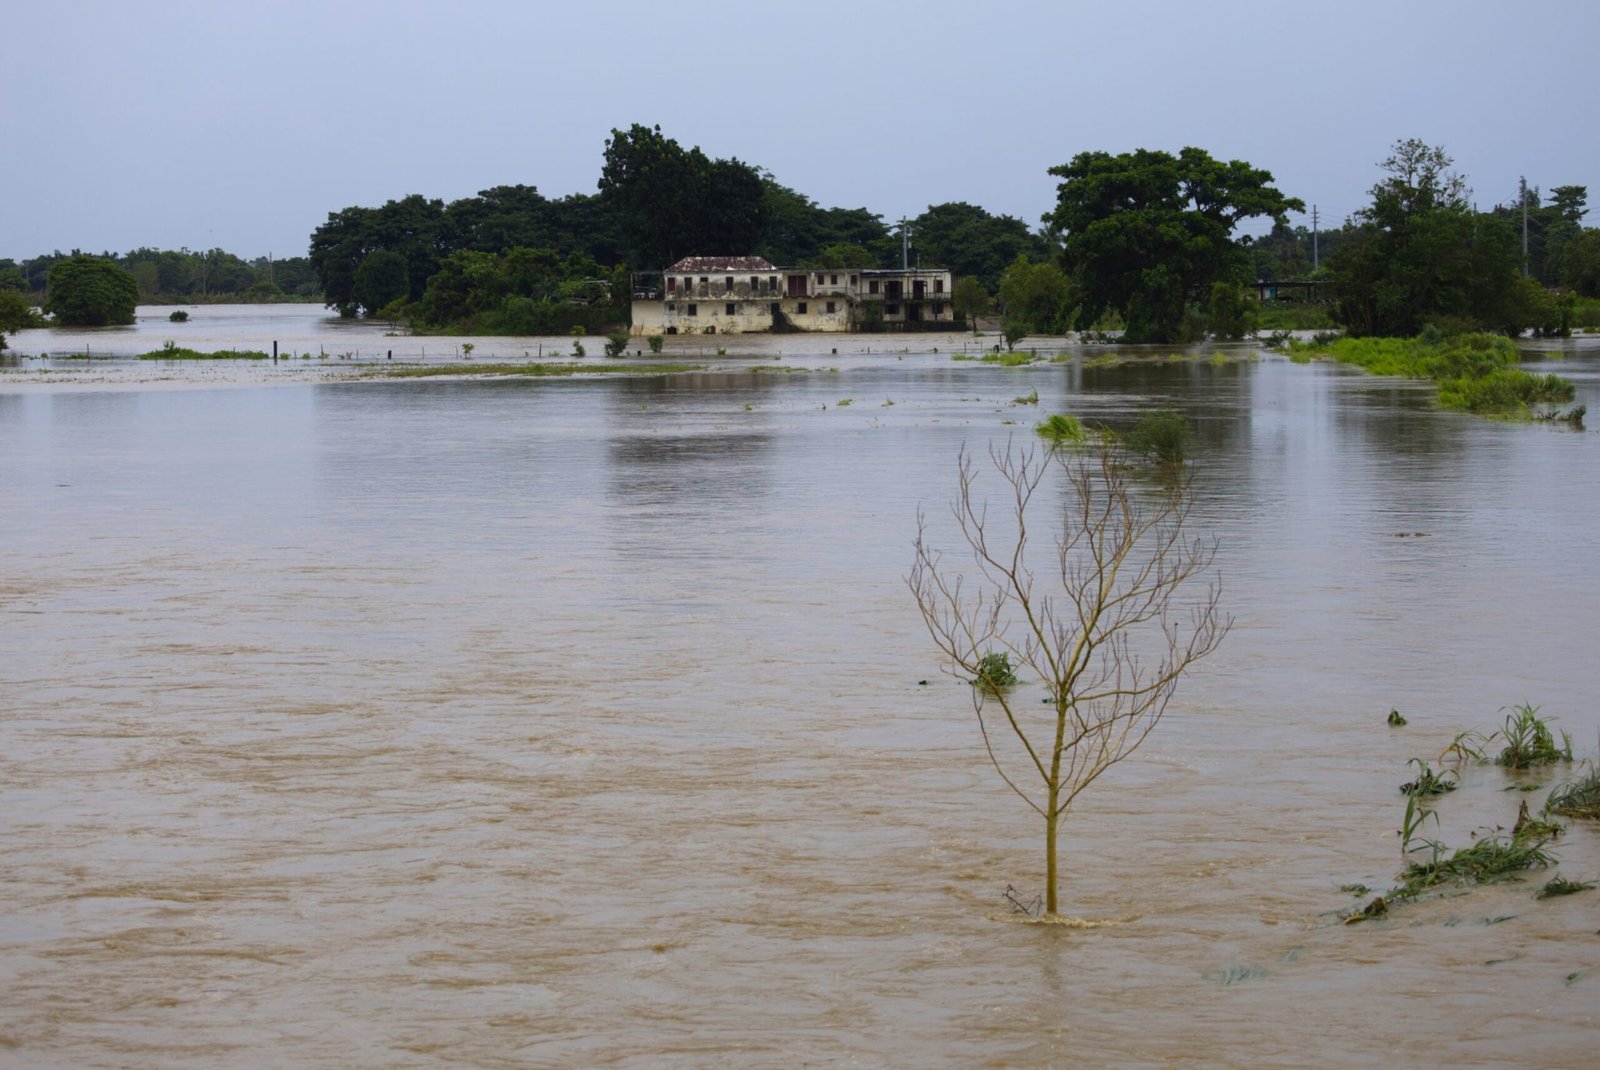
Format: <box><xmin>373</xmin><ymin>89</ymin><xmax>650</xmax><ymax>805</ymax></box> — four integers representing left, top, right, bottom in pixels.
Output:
<box><xmin>1399</xmin><ymin>758</ymin><xmax>1457</xmax><ymax>797</ymax></box>
<box><xmin>1400</xmin><ymin>791</ymin><xmax>1442</xmax><ymax>862</ymax></box>
<box><xmin>1034</xmin><ymin>413</ymin><xmax>1088</xmax><ymax>447</ymax></box>
<box><xmin>604</xmin><ymin>331</ymin><xmax>630</xmax><ymax>357</ymax></box>
<box><xmin>1496</xmin><ymin>703</ymin><xmax>1572</xmax><ymax>768</ymax></box>
<box><xmin>1438</xmin><ymin>729</ymin><xmax>1491</xmax><ymax>768</ymax></box>
<box><xmin>1394</xmin><ymin>832</ymin><xmax>1557</xmax><ymax>902</ymax></box>
<box><xmin>973</xmin><ymin>651</ymin><xmax>1018</xmax><ymax>693</ymax></box>
<box><xmin>1125</xmin><ymin>409</ymin><xmax>1192</xmax><ymax>463</ymax></box>
<box><xmin>647</xmin><ymin>334</ymin><xmax>664</xmax><ymax>354</ymax></box>
<box><xmin>1545</xmin><ymin>764</ymin><xmax>1600</xmax><ymax>819</ymax></box>
<box><xmin>460</xmin><ymin>342</ymin><xmax>474</xmax><ymax>359</ymax></box>
<box><xmin>168</xmin><ymin>309</ymin><xmax>188</xmax><ymax>322</ymax></box>
<box><xmin>1014</xmin><ymin>388</ymin><xmax>1039</xmax><ymax>405</ymax></box>
<box><xmin>1536</xmin><ymin>875</ymin><xmax>1595</xmax><ymax>899</ymax></box>
<box><xmin>836</xmin><ymin>398</ymin><xmax>853</xmax><ymax>407</ymax></box>
<box><xmin>1387</xmin><ymin>708</ymin><xmax>1408</xmax><ymax>727</ymax></box>
<box><xmin>571</xmin><ymin>339</ymin><xmax>586</xmax><ymax>357</ymax></box>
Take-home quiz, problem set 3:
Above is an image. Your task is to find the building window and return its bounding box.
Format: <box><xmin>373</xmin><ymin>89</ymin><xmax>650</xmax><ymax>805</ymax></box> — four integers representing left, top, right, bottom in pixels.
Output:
<box><xmin>850</xmin><ymin>274</ymin><xmax>858</xmax><ymax>286</ymax></box>
<box><xmin>688</xmin><ymin>304</ymin><xmax>698</xmax><ymax>316</ymax></box>
<box><xmin>869</xmin><ymin>280</ymin><xmax>880</xmax><ymax>294</ymax></box>
<box><xmin>815</xmin><ymin>273</ymin><xmax>824</xmax><ymax>283</ymax></box>
<box><xmin>770</xmin><ymin>276</ymin><xmax>779</xmax><ymax>290</ymax></box>
<box><xmin>667</xmin><ymin>302</ymin><xmax>676</xmax><ymax>312</ymax></box>
<box><xmin>886</xmin><ymin>303</ymin><xmax>899</xmax><ymax>315</ymax></box>
<box><xmin>830</xmin><ymin>274</ymin><xmax>839</xmax><ymax>285</ymax></box>
<box><xmin>725</xmin><ymin>276</ymin><xmax>734</xmax><ymax>291</ymax></box>
<box><xmin>700</xmin><ymin>277</ymin><xmax>708</xmax><ymax>284</ymax></box>
<box><xmin>725</xmin><ymin>303</ymin><xmax>736</xmax><ymax>316</ymax></box>
<box><xmin>797</xmin><ymin>301</ymin><xmax>808</xmax><ymax>314</ymax></box>
<box><xmin>826</xmin><ymin>301</ymin><xmax>836</xmax><ymax>314</ymax></box>
<box><xmin>935</xmin><ymin>279</ymin><xmax>944</xmax><ymax>293</ymax></box>
<box><xmin>667</xmin><ymin>277</ymin><xmax>676</xmax><ymax>292</ymax></box>
<box><xmin>750</xmin><ymin>276</ymin><xmax>759</xmax><ymax>288</ymax></box>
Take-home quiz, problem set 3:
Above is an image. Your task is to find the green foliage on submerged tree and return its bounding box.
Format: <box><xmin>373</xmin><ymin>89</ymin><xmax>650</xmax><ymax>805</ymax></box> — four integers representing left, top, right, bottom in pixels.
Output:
<box><xmin>997</xmin><ymin>255</ymin><xmax>1072</xmax><ymax>334</ymax></box>
<box><xmin>404</xmin><ymin>247</ymin><xmax>628</xmax><ymax>335</ymax></box>
<box><xmin>1048</xmin><ymin>146</ymin><xmax>1302</xmax><ymax>343</ymax></box>
<box><xmin>0</xmin><ymin>290</ymin><xmax>43</xmax><ymax>349</ymax></box>
<box><xmin>1288</xmin><ymin>331</ymin><xmax>1575</xmax><ymax>415</ymax></box>
<box><xmin>45</xmin><ymin>255</ymin><xmax>139</xmax><ymax>326</ymax></box>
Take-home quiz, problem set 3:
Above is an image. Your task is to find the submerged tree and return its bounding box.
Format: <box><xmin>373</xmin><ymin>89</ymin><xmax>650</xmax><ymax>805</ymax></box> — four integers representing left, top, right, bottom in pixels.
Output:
<box><xmin>910</xmin><ymin>442</ymin><xmax>1229</xmax><ymax>918</ymax></box>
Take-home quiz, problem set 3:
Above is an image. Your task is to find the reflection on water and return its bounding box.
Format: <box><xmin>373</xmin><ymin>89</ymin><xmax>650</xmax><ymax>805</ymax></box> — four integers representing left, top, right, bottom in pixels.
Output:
<box><xmin>2</xmin><ymin>349</ymin><xmax>1598</xmax><ymax>1067</ymax></box>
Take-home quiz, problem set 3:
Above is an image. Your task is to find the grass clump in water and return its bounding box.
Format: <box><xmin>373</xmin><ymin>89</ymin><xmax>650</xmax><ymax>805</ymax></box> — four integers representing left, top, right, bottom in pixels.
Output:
<box><xmin>1545</xmin><ymin>764</ymin><xmax>1600</xmax><ymax>819</ymax></box>
<box><xmin>1034</xmin><ymin>413</ymin><xmax>1089</xmax><ymax>447</ymax></box>
<box><xmin>1286</xmin><ymin>331</ymin><xmax>1575</xmax><ymax>416</ymax></box>
<box><xmin>1536</xmin><ymin>875</ymin><xmax>1595</xmax><ymax>899</ymax></box>
<box><xmin>1398</xmin><ymin>758</ymin><xmax>1456</xmax><ymax>797</ymax></box>
<box><xmin>1125</xmin><ymin>409</ymin><xmax>1191</xmax><ymax>463</ymax></box>
<box><xmin>1496</xmin><ymin>703</ymin><xmax>1572</xmax><ymax>768</ymax></box>
<box><xmin>972</xmin><ymin>651</ymin><xmax>1018</xmax><ymax>693</ymax></box>
<box><xmin>1393</xmin><ymin>831</ymin><xmax>1557</xmax><ymax>902</ymax></box>
<box><xmin>139</xmin><ymin>341</ymin><xmax>269</xmax><ymax>360</ymax></box>
<box><xmin>382</xmin><ymin>362</ymin><xmax>705</xmax><ymax>379</ymax></box>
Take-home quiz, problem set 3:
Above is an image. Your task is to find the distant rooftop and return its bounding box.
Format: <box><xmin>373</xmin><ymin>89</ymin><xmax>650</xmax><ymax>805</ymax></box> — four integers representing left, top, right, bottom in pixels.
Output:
<box><xmin>667</xmin><ymin>256</ymin><xmax>777</xmax><ymax>273</ymax></box>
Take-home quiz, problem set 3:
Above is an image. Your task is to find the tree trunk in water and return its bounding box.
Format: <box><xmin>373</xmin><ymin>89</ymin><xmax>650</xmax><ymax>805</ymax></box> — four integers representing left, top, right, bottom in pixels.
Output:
<box><xmin>1044</xmin><ymin>808</ymin><xmax>1059</xmax><ymax>916</ymax></box>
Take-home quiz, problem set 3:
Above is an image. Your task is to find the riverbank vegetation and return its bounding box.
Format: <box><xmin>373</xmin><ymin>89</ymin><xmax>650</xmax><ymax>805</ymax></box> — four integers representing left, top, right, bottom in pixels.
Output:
<box><xmin>1286</xmin><ymin>331</ymin><xmax>1575</xmax><ymax>416</ymax></box>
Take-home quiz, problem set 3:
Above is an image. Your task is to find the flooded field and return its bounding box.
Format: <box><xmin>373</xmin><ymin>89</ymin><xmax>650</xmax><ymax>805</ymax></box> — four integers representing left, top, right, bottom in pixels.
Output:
<box><xmin>3</xmin><ymin>307</ymin><xmax>1599</xmax><ymax>1067</ymax></box>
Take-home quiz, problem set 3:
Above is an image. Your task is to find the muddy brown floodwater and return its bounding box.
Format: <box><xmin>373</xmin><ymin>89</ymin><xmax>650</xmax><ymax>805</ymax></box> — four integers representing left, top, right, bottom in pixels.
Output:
<box><xmin>3</xmin><ymin>307</ymin><xmax>1599</xmax><ymax>1067</ymax></box>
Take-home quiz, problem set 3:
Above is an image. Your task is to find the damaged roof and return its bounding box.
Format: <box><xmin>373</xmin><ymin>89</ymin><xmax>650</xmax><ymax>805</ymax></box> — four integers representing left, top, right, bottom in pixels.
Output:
<box><xmin>667</xmin><ymin>256</ymin><xmax>777</xmax><ymax>272</ymax></box>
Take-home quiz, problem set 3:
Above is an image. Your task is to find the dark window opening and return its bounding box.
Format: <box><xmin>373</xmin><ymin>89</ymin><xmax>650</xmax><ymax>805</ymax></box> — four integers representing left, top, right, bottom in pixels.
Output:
<box><xmin>797</xmin><ymin>301</ymin><xmax>808</xmax><ymax>314</ymax></box>
<box><xmin>725</xmin><ymin>303</ymin><xmax>735</xmax><ymax>316</ymax></box>
<box><xmin>688</xmin><ymin>304</ymin><xmax>698</xmax><ymax>316</ymax></box>
<box><xmin>826</xmin><ymin>301</ymin><xmax>836</xmax><ymax>314</ymax></box>
<box><xmin>886</xmin><ymin>303</ymin><xmax>899</xmax><ymax>315</ymax></box>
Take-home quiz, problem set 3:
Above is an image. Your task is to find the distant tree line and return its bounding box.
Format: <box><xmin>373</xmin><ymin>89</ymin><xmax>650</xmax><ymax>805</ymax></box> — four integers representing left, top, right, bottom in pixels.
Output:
<box><xmin>1</xmin><ymin>248</ymin><xmax>319</xmax><ymax>304</ymax></box>
<box><xmin>306</xmin><ymin>123</ymin><xmax>1052</xmax><ymax>330</ymax></box>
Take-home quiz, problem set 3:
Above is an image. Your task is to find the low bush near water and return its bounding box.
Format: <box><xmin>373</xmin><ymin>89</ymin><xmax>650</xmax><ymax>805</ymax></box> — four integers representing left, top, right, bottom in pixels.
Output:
<box><xmin>1286</xmin><ymin>331</ymin><xmax>1575</xmax><ymax>415</ymax></box>
<box><xmin>1125</xmin><ymin>409</ymin><xmax>1191</xmax><ymax>463</ymax></box>
<box><xmin>139</xmin><ymin>341</ymin><xmax>268</xmax><ymax>360</ymax></box>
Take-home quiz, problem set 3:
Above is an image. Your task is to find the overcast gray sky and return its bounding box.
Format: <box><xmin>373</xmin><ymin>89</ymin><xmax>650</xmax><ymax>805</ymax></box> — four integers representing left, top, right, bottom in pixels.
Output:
<box><xmin>5</xmin><ymin>0</ymin><xmax>1596</xmax><ymax>261</ymax></box>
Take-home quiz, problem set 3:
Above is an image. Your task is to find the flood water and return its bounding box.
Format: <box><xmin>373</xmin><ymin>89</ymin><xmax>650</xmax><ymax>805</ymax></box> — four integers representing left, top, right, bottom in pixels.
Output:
<box><xmin>3</xmin><ymin>307</ymin><xmax>1599</xmax><ymax>1067</ymax></box>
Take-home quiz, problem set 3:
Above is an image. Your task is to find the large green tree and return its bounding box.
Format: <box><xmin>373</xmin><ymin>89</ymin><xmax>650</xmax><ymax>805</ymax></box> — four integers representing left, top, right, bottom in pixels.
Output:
<box><xmin>598</xmin><ymin>124</ymin><xmax>768</xmax><ymax>267</ymax></box>
<box><xmin>45</xmin><ymin>255</ymin><xmax>139</xmax><ymax>326</ymax></box>
<box><xmin>1047</xmin><ymin>147</ymin><xmax>1302</xmax><ymax>342</ymax></box>
<box><xmin>0</xmin><ymin>291</ymin><xmax>40</xmax><ymax>349</ymax></box>
<box><xmin>907</xmin><ymin>202</ymin><xmax>1050</xmax><ymax>292</ymax></box>
<box><xmin>1327</xmin><ymin>140</ymin><xmax>1526</xmax><ymax>337</ymax></box>
<box><xmin>997</xmin><ymin>254</ymin><xmax>1071</xmax><ymax>334</ymax></box>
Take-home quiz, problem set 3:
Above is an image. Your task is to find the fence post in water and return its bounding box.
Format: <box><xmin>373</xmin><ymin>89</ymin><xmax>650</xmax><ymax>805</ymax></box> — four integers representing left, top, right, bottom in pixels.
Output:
<box><xmin>273</xmin><ymin>341</ymin><xmax>278</xmax><ymax>365</ymax></box>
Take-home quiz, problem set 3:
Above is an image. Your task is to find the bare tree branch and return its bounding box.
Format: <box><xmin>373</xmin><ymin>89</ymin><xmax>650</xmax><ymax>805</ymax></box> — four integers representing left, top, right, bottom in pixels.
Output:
<box><xmin>909</xmin><ymin>438</ymin><xmax>1230</xmax><ymax>917</ymax></box>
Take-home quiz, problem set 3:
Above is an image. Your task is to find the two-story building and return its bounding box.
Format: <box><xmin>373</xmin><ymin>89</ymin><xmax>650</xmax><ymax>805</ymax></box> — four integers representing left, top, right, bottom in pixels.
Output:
<box><xmin>630</xmin><ymin>256</ymin><xmax>957</xmax><ymax>335</ymax></box>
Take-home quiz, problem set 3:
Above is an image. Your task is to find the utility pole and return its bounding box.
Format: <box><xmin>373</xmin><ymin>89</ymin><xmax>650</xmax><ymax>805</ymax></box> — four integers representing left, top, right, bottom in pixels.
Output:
<box><xmin>1520</xmin><ymin>176</ymin><xmax>1529</xmax><ymax>277</ymax></box>
<box><xmin>1312</xmin><ymin>205</ymin><xmax>1319</xmax><ymax>272</ymax></box>
<box><xmin>897</xmin><ymin>218</ymin><xmax>910</xmax><ymax>271</ymax></box>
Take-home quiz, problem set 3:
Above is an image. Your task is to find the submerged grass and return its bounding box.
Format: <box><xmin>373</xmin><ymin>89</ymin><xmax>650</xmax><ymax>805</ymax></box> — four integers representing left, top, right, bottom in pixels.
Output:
<box><xmin>1536</xmin><ymin>875</ymin><xmax>1595</xmax><ymax>899</ymax></box>
<box><xmin>1496</xmin><ymin>703</ymin><xmax>1573</xmax><ymax>768</ymax></box>
<box><xmin>380</xmin><ymin>362</ymin><xmax>705</xmax><ymax>379</ymax></box>
<box><xmin>1285</xmin><ymin>332</ymin><xmax>1576</xmax><ymax>415</ymax></box>
<box><xmin>1546</xmin><ymin>764</ymin><xmax>1600</xmax><ymax>819</ymax></box>
<box><xmin>139</xmin><ymin>344</ymin><xmax>270</xmax><ymax>360</ymax></box>
<box><xmin>1034</xmin><ymin>413</ymin><xmax>1089</xmax><ymax>446</ymax></box>
<box><xmin>973</xmin><ymin>651</ymin><xmax>1018</xmax><ymax>692</ymax></box>
<box><xmin>1394</xmin><ymin>832</ymin><xmax>1557</xmax><ymax>901</ymax></box>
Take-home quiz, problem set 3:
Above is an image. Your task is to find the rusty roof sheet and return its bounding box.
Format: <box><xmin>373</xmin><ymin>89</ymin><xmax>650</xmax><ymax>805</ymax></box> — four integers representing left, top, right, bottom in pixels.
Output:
<box><xmin>667</xmin><ymin>256</ymin><xmax>777</xmax><ymax>272</ymax></box>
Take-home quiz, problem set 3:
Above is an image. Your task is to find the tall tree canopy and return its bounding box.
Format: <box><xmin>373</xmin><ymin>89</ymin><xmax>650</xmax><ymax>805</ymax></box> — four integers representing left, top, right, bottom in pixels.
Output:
<box><xmin>1327</xmin><ymin>140</ymin><xmax>1531</xmax><ymax>337</ymax></box>
<box><xmin>906</xmin><ymin>202</ymin><xmax>1051</xmax><ymax>293</ymax></box>
<box><xmin>45</xmin><ymin>255</ymin><xmax>139</xmax><ymax>326</ymax></box>
<box><xmin>597</xmin><ymin>124</ymin><xmax>767</xmax><ymax>268</ymax></box>
<box><xmin>1047</xmin><ymin>147</ymin><xmax>1303</xmax><ymax>342</ymax></box>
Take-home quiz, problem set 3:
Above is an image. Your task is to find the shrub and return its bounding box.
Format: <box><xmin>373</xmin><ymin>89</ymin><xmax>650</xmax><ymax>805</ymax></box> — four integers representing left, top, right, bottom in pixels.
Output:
<box><xmin>169</xmin><ymin>309</ymin><xmax>188</xmax><ymax>322</ymax></box>
<box><xmin>973</xmin><ymin>651</ymin><xmax>1018</xmax><ymax>692</ymax></box>
<box><xmin>1034</xmin><ymin>413</ymin><xmax>1088</xmax><ymax>447</ymax></box>
<box><xmin>604</xmin><ymin>331</ymin><xmax>630</xmax><ymax>357</ymax></box>
<box><xmin>1126</xmin><ymin>409</ymin><xmax>1191</xmax><ymax>463</ymax></box>
<box><xmin>1496</xmin><ymin>703</ymin><xmax>1573</xmax><ymax>768</ymax></box>
<box><xmin>647</xmin><ymin>334</ymin><xmax>664</xmax><ymax>354</ymax></box>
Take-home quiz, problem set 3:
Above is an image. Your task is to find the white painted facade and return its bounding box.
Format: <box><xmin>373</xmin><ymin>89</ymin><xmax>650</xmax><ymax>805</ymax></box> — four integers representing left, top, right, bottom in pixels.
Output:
<box><xmin>630</xmin><ymin>257</ymin><xmax>956</xmax><ymax>335</ymax></box>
